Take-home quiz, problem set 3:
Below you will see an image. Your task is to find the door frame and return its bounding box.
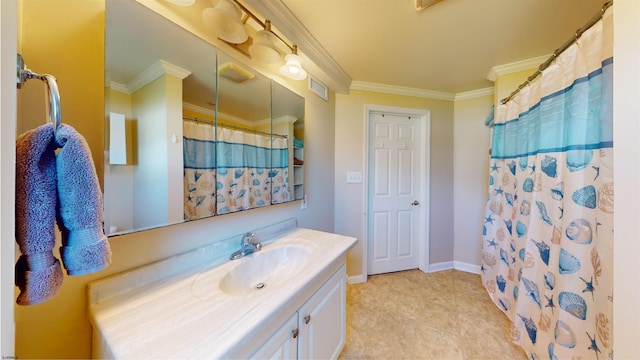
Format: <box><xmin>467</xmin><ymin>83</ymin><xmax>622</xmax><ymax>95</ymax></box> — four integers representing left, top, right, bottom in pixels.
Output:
<box><xmin>362</xmin><ymin>104</ymin><xmax>430</xmax><ymax>277</ymax></box>
<box><xmin>1</xmin><ymin>0</ymin><xmax>18</xmax><ymax>354</ymax></box>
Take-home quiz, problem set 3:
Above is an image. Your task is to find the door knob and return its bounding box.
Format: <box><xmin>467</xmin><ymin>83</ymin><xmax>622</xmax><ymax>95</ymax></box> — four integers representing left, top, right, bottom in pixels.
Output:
<box><xmin>411</xmin><ymin>200</ymin><xmax>420</xmax><ymax>206</ymax></box>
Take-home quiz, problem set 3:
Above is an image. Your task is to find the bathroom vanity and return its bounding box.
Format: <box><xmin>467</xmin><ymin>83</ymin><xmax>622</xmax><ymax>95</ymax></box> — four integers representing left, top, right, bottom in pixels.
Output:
<box><xmin>88</xmin><ymin>222</ymin><xmax>356</xmax><ymax>359</ymax></box>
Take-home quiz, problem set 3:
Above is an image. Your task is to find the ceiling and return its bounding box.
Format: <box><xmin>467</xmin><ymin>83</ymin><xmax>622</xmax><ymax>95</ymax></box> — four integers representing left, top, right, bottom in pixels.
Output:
<box><xmin>278</xmin><ymin>0</ymin><xmax>608</xmax><ymax>94</ymax></box>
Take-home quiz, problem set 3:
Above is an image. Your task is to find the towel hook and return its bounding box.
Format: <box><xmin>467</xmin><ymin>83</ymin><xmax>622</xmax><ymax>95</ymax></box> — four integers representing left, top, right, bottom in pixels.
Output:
<box><xmin>16</xmin><ymin>54</ymin><xmax>62</xmax><ymax>132</ymax></box>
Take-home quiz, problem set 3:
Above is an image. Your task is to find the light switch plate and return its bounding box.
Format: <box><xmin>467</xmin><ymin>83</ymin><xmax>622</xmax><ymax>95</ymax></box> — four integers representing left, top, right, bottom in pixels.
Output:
<box><xmin>347</xmin><ymin>171</ymin><xmax>362</xmax><ymax>184</ymax></box>
<box><xmin>300</xmin><ymin>195</ymin><xmax>307</xmax><ymax>209</ymax></box>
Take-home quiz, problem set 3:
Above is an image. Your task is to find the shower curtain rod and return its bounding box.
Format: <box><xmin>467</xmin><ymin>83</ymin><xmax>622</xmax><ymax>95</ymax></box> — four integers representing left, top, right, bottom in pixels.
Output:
<box><xmin>183</xmin><ymin>115</ymin><xmax>287</xmax><ymax>139</ymax></box>
<box><xmin>500</xmin><ymin>1</ymin><xmax>612</xmax><ymax>105</ymax></box>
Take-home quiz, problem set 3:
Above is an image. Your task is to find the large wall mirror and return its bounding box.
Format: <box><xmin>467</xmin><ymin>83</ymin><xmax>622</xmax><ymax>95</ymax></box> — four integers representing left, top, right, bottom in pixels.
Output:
<box><xmin>104</xmin><ymin>0</ymin><xmax>304</xmax><ymax>236</ymax></box>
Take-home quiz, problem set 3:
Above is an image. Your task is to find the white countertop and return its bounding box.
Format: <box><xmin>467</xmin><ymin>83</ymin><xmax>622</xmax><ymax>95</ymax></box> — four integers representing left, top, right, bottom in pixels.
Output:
<box><xmin>89</xmin><ymin>227</ymin><xmax>356</xmax><ymax>359</ymax></box>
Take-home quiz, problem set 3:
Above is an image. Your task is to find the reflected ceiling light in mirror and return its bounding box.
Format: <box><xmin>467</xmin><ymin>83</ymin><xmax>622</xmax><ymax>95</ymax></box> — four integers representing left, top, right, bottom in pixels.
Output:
<box><xmin>249</xmin><ymin>20</ymin><xmax>281</xmax><ymax>64</ymax></box>
<box><xmin>280</xmin><ymin>45</ymin><xmax>307</xmax><ymax>80</ymax></box>
<box><xmin>202</xmin><ymin>0</ymin><xmax>248</xmax><ymax>44</ymax></box>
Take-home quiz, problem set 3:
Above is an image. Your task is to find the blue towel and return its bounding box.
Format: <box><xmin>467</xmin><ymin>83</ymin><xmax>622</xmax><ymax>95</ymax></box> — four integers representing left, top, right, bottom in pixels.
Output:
<box><xmin>55</xmin><ymin>124</ymin><xmax>112</xmax><ymax>275</ymax></box>
<box><xmin>15</xmin><ymin>124</ymin><xmax>63</xmax><ymax>305</ymax></box>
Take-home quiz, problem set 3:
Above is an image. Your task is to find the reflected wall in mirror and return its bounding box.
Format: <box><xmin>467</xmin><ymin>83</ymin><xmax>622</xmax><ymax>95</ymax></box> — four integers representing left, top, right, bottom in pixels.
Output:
<box><xmin>212</xmin><ymin>51</ymin><xmax>272</xmax><ymax>215</ymax></box>
<box><xmin>105</xmin><ymin>0</ymin><xmax>217</xmax><ymax>234</ymax></box>
<box><xmin>271</xmin><ymin>83</ymin><xmax>305</xmax><ymax>202</ymax></box>
<box><xmin>104</xmin><ymin>0</ymin><xmax>305</xmax><ymax>236</ymax></box>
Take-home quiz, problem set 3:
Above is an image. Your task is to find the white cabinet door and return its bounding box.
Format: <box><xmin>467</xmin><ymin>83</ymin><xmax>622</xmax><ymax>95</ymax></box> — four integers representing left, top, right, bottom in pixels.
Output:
<box><xmin>251</xmin><ymin>313</ymin><xmax>299</xmax><ymax>360</ymax></box>
<box><xmin>298</xmin><ymin>265</ymin><xmax>346</xmax><ymax>360</ymax></box>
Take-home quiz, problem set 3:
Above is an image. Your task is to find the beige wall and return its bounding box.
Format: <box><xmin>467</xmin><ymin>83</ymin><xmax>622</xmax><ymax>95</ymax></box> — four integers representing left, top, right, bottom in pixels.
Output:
<box><xmin>493</xmin><ymin>69</ymin><xmax>533</xmax><ymax>107</ymax></box>
<box><xmin>14</xmin><ymin>1</ymin><xmax>335</xmax><ymax>358</ymax></box>
<box><xmin>334</xmin><ymin>90</ymin><xmax>454</xmax><ymax>277</ymax></box>
<box><xmin>452</xmin><ymin>95</ymin><xmax>493</xmax><ymax>267</ymax></box>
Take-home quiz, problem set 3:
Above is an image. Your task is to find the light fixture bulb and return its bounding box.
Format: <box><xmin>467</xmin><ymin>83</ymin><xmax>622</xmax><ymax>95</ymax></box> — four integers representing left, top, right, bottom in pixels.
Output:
<box><xmin>279</xmin><ymin>53</ymin><xmax>307</xmax><ymax>80</ymax></box>
<box><xmin>202</xmin><ymin>0</ymin><xmax>248</xmax><ymax>44</ymax></box>
<box><xmin>249</xmin><ymin>30</ymin><xmax>281</xmax><ymax>63</ymax></box>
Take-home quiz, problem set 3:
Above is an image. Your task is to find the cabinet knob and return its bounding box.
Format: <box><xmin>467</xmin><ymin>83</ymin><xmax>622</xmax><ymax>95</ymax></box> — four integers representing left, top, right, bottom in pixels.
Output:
<box><xmin>292</xmin><ymin>328</ymin><xmax>299</xmax><ymax>339</ymax></box>
<box><xmin>304</xmin><ymin>315</ymin><xmax>311</xmax><ymax>324</ymax></box>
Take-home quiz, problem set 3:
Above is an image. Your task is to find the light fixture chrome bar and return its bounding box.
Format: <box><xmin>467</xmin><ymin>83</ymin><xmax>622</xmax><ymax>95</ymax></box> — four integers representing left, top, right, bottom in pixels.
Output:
<box><xmin>231</xmin><ymin>0</ymin><xmax>296</xmax><ymax>53</ymax></box>
<box><xmin>500</xmin><ymin>1</ymin><xmax>613</xmax><ymax>105</ymax></box>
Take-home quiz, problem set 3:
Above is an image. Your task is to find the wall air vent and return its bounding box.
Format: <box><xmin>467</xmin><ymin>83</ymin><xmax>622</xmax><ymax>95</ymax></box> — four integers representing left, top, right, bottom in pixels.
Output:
<box><xmin>415</xmin><ymin>0</ymin><xmax>442</xmax><ymax>11</ymax></box>
<box><xmin>308</xmin><ymin>75</ymin><xmax>328</xmax><ymax>101</ymax></box>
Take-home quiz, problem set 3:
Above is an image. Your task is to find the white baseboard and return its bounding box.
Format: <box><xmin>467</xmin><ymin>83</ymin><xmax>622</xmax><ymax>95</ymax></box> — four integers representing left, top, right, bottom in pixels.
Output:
<box><xmin>428</xmin><ymin>261</ymin><xmax>481</xmax><ymax>274</ymax></box>
<box><xmin>348</xmin><ymin>261</ymin><xmax>481</xmax><ymax>284</ymax></box>
<box><xmin>347</xmin><ymin>274</ymin><xmax>367</xmax><ymax>284</ymax></box>
<box><xmin>453</xmin><ymin>261</ymin><xmax>481</xmax><ymax>274</ymax></box>
<box><xmin>428</xmin><ymin>261</ymin><xmax>454</xmax><ymax>272</ymax></box>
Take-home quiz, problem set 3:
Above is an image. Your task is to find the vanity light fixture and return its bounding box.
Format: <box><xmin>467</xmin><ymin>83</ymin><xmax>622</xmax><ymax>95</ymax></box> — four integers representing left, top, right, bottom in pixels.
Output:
<box><xmin>202</xmin><ymin>0</ymin><xmax>249</xmax><ymax>44</ymax></box>
<box><xmin>248</xmin><ymin>20</ymin><xmax>281</xmax><ymax>64</ymax></box>
<box><xmin>205</xmin><ymin>0</ymin><xmax>309</xmax><ymax>80</ymax></box>
<box><xmin>279</xmin><ymin>45</ymin><xmax>307</xmax><ymax>81</ymax></box>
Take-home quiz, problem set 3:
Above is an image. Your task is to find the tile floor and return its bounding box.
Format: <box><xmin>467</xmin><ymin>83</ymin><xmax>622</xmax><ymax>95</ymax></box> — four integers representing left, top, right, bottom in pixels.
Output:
<box><xmin>338</xmin><ymin>269</ymin><xmax>527</xmax><ymax>359</ymax></box>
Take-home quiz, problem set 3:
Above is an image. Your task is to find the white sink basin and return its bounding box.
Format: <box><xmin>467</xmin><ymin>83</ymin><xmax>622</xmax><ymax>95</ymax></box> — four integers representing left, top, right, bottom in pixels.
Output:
<box><xmin>219</xmin><ymin>246</ymin><xmax>310</xmax><ymax>296</ymax></box>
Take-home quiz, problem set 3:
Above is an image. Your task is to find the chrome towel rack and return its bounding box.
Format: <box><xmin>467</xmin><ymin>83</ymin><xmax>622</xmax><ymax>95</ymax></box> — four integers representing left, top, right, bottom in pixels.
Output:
<box><xmin>16</xmin><ymin>54</ymin><xmax>62</xmax><ymax>131</ymax></box>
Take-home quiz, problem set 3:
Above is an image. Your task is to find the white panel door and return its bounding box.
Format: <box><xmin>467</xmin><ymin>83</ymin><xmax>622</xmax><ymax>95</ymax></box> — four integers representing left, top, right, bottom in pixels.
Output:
<box><xmin>368</xmin><ymin>112</ymin><xmax>422</xmax><ymax>275</ymax></box>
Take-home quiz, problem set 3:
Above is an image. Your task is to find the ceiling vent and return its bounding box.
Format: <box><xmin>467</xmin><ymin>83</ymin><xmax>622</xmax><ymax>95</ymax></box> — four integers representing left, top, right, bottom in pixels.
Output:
<box><xmin>218</xmin><ymin>62</ymin><xmax>255</xmax><ymax>83</ymax></box>
<box><xmin>415</xmin><ymin>0</ymin><xmax>442</xmax><ymax>11</ymax></box>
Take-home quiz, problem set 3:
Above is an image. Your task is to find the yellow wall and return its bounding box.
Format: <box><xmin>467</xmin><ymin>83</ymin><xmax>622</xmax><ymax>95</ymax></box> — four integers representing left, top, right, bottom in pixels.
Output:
<box><xmin>17</xmin><ymin>0</ymin><xmax>104</xmax><ymax>184</ymax></box>
<box><xmin>16</xmin><ymin>1</ymin><xmax>105</xmax><ymax>358</ymax></box>
<box><xmin>493</xmin><ymin>68</ymin><xmax>536</xmax><ymax>107</ymax></box>
<box><xmin>334</xmin><ymin>90</ymin><xmax>455</xmax><ymax>276</ymax></box>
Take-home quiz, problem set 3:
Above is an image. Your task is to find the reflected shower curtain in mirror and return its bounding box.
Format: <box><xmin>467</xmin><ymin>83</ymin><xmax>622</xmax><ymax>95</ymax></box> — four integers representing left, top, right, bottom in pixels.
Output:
<box><xmin>183</xmin><ymin>120</ymin><xmax>217</xmax><ymax>220</ymax></box>
<box><xmin>216</xmin><ymin>127</ymin><xmax>272</xmax><ymax>214</ymax></box>
<box><xmin>481</xmin><ymin>7</ymin><xmax>613</xmax><ymax>359</ymax></box>
<box><xmin>271</xmin><ymin>135</ymin><xmax>291</xmax><ymax>204</ymax></box>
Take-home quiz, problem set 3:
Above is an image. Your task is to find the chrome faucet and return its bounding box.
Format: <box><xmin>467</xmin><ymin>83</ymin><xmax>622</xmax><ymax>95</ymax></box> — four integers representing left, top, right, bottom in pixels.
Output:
<box><xmin>230</xmin><ymin>232</ymin><xmax>262</xmax><ymax>260</ymax></box>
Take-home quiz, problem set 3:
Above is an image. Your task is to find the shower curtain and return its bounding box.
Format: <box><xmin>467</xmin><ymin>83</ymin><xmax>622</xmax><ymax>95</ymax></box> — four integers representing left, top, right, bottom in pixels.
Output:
<box><xmin>216</xmin><ymin>127</ymin><xmax>274</xmax><ymax>214</ymax></box>
<box><xmin>183</xmin><ymin>120</ymin><xmax>217</xmax><ymax>220</ymax></box>
<box><xmin>270</xmin><ymin>135</ymin><xmax>291</xmax><ymax>204</ymax></box>
<box><xmin>481</xmin><ymin>7</ymin><xmax>613</xmax><ymax>360</ymax></box>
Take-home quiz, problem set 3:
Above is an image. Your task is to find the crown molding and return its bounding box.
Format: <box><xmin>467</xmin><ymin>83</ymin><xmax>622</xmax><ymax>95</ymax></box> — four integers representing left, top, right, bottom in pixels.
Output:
<box><xmin>128</xmin><ymin>59</ymin><xmax>191</xmax><ymax>94</ymax></box>
<box><xmin>454</xmin><ymin>87</ymin><xmax>494</xmax><ymax>101</ymax></box>
<box><xmin>486</xmin><ymin>55</ymin><xmax>550</xmax><ymax>82</ymax></box>
<box><xmin>350</xmin><ymin>81</ymin><xmax>456</xmax><ymax>101</ymax></box>
<box><xmin>244</xmin><ymin>0</ymin><xmax>352</xmax><ymax>94</ymax></box>
<box><xmin>109</xmin><ymin>81</ymin><xmax>130</xmax><ymax>94</ymax></box>
<box><xmin>183</xmin><ymin>102</ymin><xmax>214</xmax><ymax>117</ymax></box>
<box><xmin>273</xmin><ymin>115</ymin><xmax>298</xmax><ymax>124</ymax></box>
<box><xmin>183</xmin><ymin>102</ymin><xmax>270</xmax><ymax>128</ymax></box>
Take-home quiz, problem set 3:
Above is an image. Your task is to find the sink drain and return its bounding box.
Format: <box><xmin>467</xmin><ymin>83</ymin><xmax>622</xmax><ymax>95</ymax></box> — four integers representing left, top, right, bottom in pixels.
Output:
<box><xmin>255</xmin><ymin>282</ymin><xmax>266</xmax><ymax>290</ymax></box>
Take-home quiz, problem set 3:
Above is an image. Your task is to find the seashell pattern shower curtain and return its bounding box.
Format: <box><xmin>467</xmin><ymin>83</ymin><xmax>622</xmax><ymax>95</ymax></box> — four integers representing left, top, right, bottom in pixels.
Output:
<box><xmin>215</xmin><ymin>127</ymin><xmax>274</xmax><ymax>214</ymax></box>
<box><xmin>481</xmin><ymin>7</ymin><xmax>613</xmax><ymax>359</ymax></box>
<box><xmin>183</xmin><ymin>120</ymin><xmax>217</xmax><ymax>220</ymax></box>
